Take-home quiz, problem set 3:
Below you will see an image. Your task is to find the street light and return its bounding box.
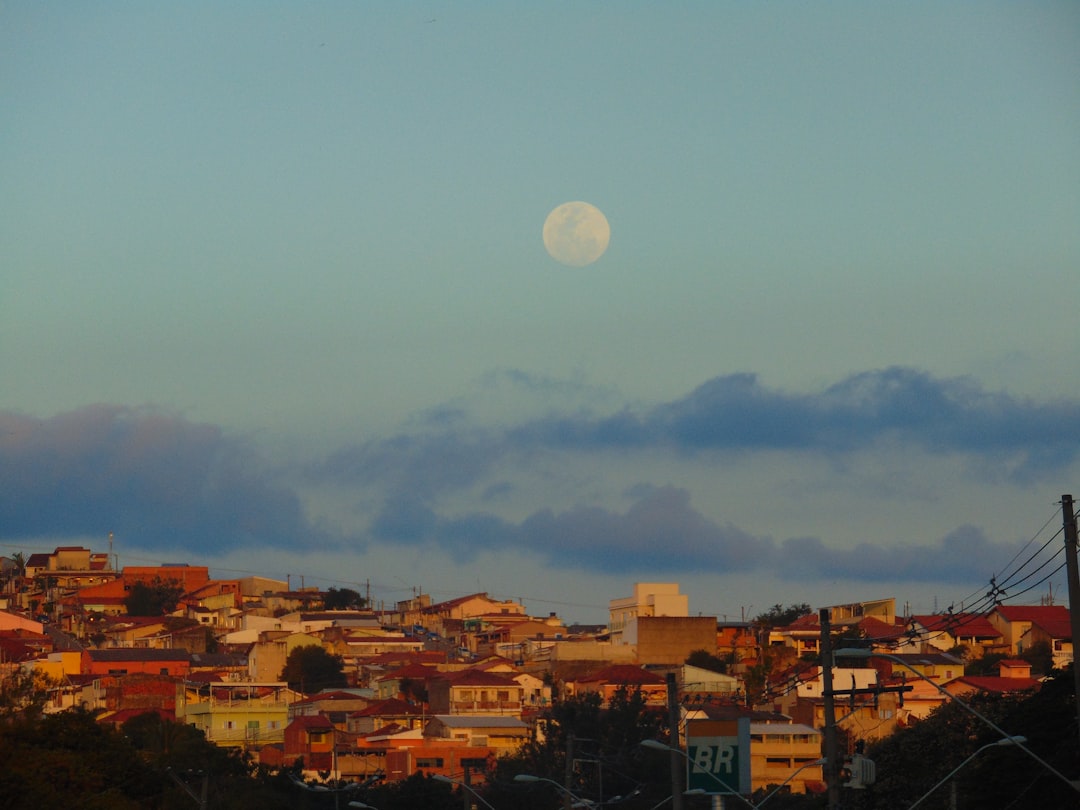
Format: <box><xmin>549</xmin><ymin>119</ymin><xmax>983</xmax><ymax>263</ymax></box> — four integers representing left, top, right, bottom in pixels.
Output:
<box><xmin>833</xmin><ymin>648</ymin><xmax>1080</xmax><ymax>794</ymax></box>
<box><xmin>639</xmin><ymin>740</ymin><xmax>758</xmax><ymax>809</ymax></box>
<box><xmin>907</xmin><ymin>736</ymin><xmax>1026</xmax><ymax>810</ymax></box>
<box><xmin>432</xmin><ymin>774</ymin><xmax>498</xmax><ymax>810</ymax></box>
<box><xmin>514</xmin><ymin>773</ymin><xmax>595</xmax><ymax>808</ymax></box>
<box><xmin>347</xmin><ymin>803</ymin><xmax>379</xmax><ymax>810</ymax></box>
<box><xmin>756</xmin><ymin>758</ymin><xmax>826</xmax><ymax>808</ymax></box>
<box><xmin>649</xmin><ymin>788</ymin><xmax>707</xmax><ymax>810</ymax></box>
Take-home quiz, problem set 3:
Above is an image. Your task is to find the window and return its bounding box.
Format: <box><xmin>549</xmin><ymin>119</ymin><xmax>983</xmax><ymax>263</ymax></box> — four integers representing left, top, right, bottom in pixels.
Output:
<box><xmin>461</xmin><ymin>758</ymin><xmax>487</xmax><ymax>770</ymax></box>
<box><xmin>225</xmin><ymin>721</ymin><xmax>236</xmax><ymax>730</ymax></box>
<box><xmin>496</xmin><ymin>690</ymin><xmax>510</xmax><ymax>702</ymax></box>
<box><xmin>416</xmin><ymin>758</ymin><xmax>444</xmax><ymax>768</ymax></box>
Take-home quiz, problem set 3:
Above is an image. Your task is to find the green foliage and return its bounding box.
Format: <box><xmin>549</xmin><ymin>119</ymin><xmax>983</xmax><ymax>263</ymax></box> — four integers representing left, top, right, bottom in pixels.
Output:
<box><xmin>858</xmin><ymin>668</ymin><xmax>1079</xmax><ymax>809</ymax></box>
<box><xmin>1019</xmin><ymin>639</ymin><xmax>1054</xmax><ymax>675</ymax></box>
<box><xmin>489</xmin><ymin>688</ymin><xmax>671</xmax><ymax>808</ymax></box>
<box><xmin>0</xmin><ymin>668</ymin><xmax>56</xmax><ymax>720</ymax></box>
<box><xmin>685</xmin><ymin>648</ymin><xmax>729</xmax><ymax>674</ymax></box>
<box><xmin>278</xmin><ymin>644</ymin><xmax>347</xmax><ymax>693</ymax></box>
<box><xmin>124</xmin><ymin>577</ymin><xmax>185</xmax><ymax>616</ymax></box>
<box><xmin>322</xmin><ymin>586</ymin><xmax>366</xmax><ymax>610</ymax></box>
<box><xmin>755</xmin><ymin>603</ymin><xmax>812</xmax><ymax>628</ymax></box>
<box><xmin>965</xmin><ymin>651</ymin><xmax>1008</xmax><ymax>676</ymax></box>
<box><xmin>0</xmin><ymin>706</ymin><xmax>301</xmax><ymax>810</ymax></box>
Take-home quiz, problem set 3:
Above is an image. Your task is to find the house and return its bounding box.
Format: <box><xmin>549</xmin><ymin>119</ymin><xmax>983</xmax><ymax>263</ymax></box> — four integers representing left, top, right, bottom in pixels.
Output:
<box><xmin>945</xmin><ymin>659</ymin><xmax>1041</xmax><ymax>699</ymax></box>
<box><xmin>347</xmin><ymin>698</ymin><xmax>427</xmax><ymax>735</ymax></box>
<box><xmin>424</xmin><ymin>714</ymin><xmax>529</xmax><ymax>752</ymax></box>
<box><xmin>987</xmin><ymin>605</ymin><xmax>1071</xmax><ymax>660</ymax></box>
<box><xmin>903</xmin><ymin>613</ymin><xmax>1002</xmax><ymax>658</ymax></box>
<box><xmin>678</xmin><ymin>664</ymin><xmax>741</xmax><ymax>700</ymax></box>
<box><xmin>376</xmin><ymin>662</ymin><xmax>441</xmax><ymax>702</ymax></box>
<box><xmin>427</xmin><ymin>669</ymin><xmax>524</xmax><ymax>716</ymax></box>
<box><xmin>609</xmin><ymin>583</ymin><xmax>689</xmax><ymax>646</ymax></box>
<box><xmin>567</xmin><ymin>664</ymin><xmax>667</xmax><ymax>706</ymax></box>
<box><xmin>284</xmin><ymin>714</ymin><xmax>336</xmax><ymax>772</ymax></box>
<box><xmin>749</xmin><ymin>721</ymin><xmax>824</xmax><ymax>795</ymax></box>
<box><xmin>83</xmin><ymin>648</ymin><xmax>191</xmax><ymax>678</ymax></box>
<box><xmin>178</xmin><ymin>681</ymin><xmax>298</xmax><ymax>747</ymax></box>
<box><xmin>383</xmin><ymin>742</ymin><xmax>496</xmax><ymax>784</ymax></box>
<box><xmin>635</xmin><ymin>616</ymin><xmax>719</xmax><ymax>666</ymax></box>
<box><xmin>289</xmin><ymin>690</ymin><xmax>372</xmax><ymax>728</ymax></box>
<box><xmin>247</xmin><ymin>631</ymin><xmax>323</xmax><ymax>682</ymax></box>
<box><xmin>1018</xmin><ymin>612</ymin><xmax>1073</xmax><ymax>670</ymax></box>
<box><xmin>716</xmin><ymin>621</ymin><xmax>759</xmax><ymax>666</ymax></box>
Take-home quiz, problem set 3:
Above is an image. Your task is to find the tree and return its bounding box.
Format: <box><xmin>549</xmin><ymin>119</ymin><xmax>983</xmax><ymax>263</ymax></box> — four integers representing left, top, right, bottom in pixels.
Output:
<box><xmin>0</xmin><ymin>668</ymin><xmax>56</xmax><ymax>720</ymax></box>
<box><xmin>859</xmin><ymin>668</ymin><xmax>1079</xmax><ymax>809</ymax></box>
<box><xmin>279</xmin><ymin>644</ymin><xmax>347</xmax><ymax>693</ymax></box>
<box><xmin>755</xmin><ymin>603</ymin><xmax>812</xmax><ymax>629</ymax></box>
<box><xmin>123</xmin><ymin>577</ymin><xmax>184</xmax><ymax>616</ymax></box>
<box><xmin>323</xmin><ymin>586</ymin><xmax>365</xmax><ymax>610</ymax></box>
<box><xmin>686</xmin><ymin>648</ymin><xmax>729</xmax><ymax>674</ymax></box>
<box><xmin>489</xmin><ymin>688</ymin><xmax>670</xmax><ymax>809</ymax></box>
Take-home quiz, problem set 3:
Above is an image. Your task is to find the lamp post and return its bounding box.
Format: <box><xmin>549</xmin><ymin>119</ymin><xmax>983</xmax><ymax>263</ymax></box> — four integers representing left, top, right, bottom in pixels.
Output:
<box><xmin>639</xmin><ymin>740</ymin><xmax>758</xmax><ymax>809</ymax></box>
<box><xmin>433</xmin><ymin>774</ymin><xmax>498</xmax><ymax>810</ymax></box>
<box><xmin>755</xmin><ymin>758</ymin><xmax>826</xmax><ymax>808</ymax></box>
<box><xmin>514</xmin><ymin>773</ymin><xmax>595</xmax><ymax>808</ymax></box>
<box><xmin>907</xmin><ymin>736</ymin><xmax>1026</xmax><ymax>810</ymax></box>
<box><xmin>833</xmin><ymin>648</ymin><xmax>1080</xmax><ymax>794</ymax></box>
<box><xmin>347</xmin><ymin>803</ymin><xmax>379</xmax><ymax>810</ymax></box>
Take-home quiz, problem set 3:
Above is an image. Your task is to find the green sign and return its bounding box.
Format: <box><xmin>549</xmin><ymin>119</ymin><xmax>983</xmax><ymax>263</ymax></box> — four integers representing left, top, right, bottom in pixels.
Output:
<box><xmin>686</xmin><ymin>718</ymin><xmax>752</xmax><ymax>795</ymax></box>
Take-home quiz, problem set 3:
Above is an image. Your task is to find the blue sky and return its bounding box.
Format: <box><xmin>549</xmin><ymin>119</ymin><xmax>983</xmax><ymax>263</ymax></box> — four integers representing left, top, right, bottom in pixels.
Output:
<box><xmin>2</xmin><ymin>3</ymin><xmax>1078</xmax><ymax>623</ymax></box>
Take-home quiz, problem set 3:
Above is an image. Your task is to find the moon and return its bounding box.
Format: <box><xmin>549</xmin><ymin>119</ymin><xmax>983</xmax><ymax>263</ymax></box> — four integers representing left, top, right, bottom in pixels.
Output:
<box><xmin>543</xmin><ymin>201</ymin><xmax>611</xmax><ymax>267</ymax></box>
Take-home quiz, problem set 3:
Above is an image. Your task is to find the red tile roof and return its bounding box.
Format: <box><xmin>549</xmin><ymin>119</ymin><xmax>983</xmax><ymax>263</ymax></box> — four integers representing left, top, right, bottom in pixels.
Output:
<box><xmin>951</xmin><ymin>676</ymin><xmax>1040</xmax><ymax>694</ymax></box>
<box><xmin>575</xmin><ymin>665</ymin><xmax>666</xmax><ymax>685</ymax></box>
<box><xmin>993</xmin><ymin>605</ymin><xmax>1069</xmax><ymax>624</ymax></box>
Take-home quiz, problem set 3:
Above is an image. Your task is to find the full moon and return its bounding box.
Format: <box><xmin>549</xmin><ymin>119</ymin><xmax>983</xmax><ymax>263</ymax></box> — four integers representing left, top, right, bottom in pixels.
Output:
<box><xmin>543</xmin><ymin>201</ymin><xmax>611</xmax><ymax>267</ymax></box>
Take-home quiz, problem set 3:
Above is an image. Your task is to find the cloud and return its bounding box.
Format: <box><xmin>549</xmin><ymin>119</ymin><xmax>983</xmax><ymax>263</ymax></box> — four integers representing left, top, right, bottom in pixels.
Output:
<box><xmin>366</xmin><ymin>484</ymin><xmax>1018</xmax><ymax>584</ymax></box>
<box><xmin>776</xmin><ymin>525</ymin><xmax>1016</xmax><ymax>584</ymax></box>
<box><xmin>315</xmin><ymin>367</ymin><xmax>1080</xmax><ymax>500</ymax></box>
<box><xmin>0</xmin><ymin>405</ymin><xmax>337</xmax><ymax>553</ymax></box>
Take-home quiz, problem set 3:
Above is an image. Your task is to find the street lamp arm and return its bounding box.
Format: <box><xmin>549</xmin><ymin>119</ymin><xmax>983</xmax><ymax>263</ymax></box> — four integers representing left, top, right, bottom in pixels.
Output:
<box><xmin>756</xmin><ymin>759</ymin><xmax>826</xmax><ymax>808</ymax></box>
<box><xmin>907</xmin><ymin>737</ymin><xmax>1026</xmax><ymax>810</ymax></box>
<box><xmin>432</xmin><ymin>774</ymin><xmax>498</xmax><ymax>810</ymax></box>
<box><xmin>833</xmin><ymin>649</ymin><xmax>1080</xmax><ymax>794</ymax></box>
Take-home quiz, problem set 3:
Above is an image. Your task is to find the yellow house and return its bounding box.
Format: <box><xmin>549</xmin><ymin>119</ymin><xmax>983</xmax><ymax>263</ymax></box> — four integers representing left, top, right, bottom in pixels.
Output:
<box><xmin>178</xmin><ymin>681</ymin><xmax>299</xmax><ymax>747</ymax></box>
<box><xmin>31</xmin><ymin>650</ymin><xmax>82</xmax><ymax>680</ymax></box>
<box><xmin>749</xmin><ymin>721</ymin><xmax>823</xmax><ymax>794</ymax></box>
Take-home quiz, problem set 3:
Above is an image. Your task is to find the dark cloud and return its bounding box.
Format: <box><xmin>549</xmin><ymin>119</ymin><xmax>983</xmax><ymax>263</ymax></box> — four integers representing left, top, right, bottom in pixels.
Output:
<box><xmin>367</xmin><ymin>484</ymin><xmax>1016</xmax><ymax>585</ymax></box>
<box><xmin>315</xmin><ymin>429</ymin><xmax>503</xmax><ymax>498</ymax></box>
<box><xmin>776</xmin><ymin>525</ymin><xmax>1014</xmax><ymax>584</ymax></box>
<box><xmin>369</xmin><ymin>484</ymin><xmax>769</xmax><ymax>573</ymax></box>
<box><xmin>0</xmin><ymin>405</ymin><xmax>337</xmax><ymax>553</ymax></box>
<box><xmin>315</xmin><ymin>367</ymin><xmax>1080</xmax><ymax>497</ymax></box>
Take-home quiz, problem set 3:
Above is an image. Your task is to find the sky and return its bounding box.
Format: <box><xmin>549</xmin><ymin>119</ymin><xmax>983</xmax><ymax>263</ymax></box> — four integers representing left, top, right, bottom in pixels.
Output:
<box><xmin>2</xmin><ymin>2</ymin><xmax>1079</xmax><ymax>625</ymax></box>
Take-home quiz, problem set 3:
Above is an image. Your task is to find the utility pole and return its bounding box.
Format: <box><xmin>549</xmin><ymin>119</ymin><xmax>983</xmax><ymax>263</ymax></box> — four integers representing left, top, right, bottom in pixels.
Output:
<box><xmin>820</xmin><ymin>608</ymin><xmax>841</xmax><ymax>810</ymax></box>
<box><xmin>1061</xmin><ymin>494</ymin><xmax>1080</xmax><ymax>755</ymax></box>
<box><xmin>665</xmin><ymin>672</ymin><xmax>685</xmax><ymax>810</ymax></box>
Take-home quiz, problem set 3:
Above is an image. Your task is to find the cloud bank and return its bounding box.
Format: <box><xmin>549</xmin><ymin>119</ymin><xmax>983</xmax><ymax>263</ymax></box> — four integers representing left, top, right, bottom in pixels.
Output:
<box><xmin>3</xmin><ymin>368</ymin><xmax>1077</xmax><ymax>586</ymax></box>
<box><xmin>0</xmin><ymin>404</ymin><xmax>336</xmax><ymax>553</ymax></box>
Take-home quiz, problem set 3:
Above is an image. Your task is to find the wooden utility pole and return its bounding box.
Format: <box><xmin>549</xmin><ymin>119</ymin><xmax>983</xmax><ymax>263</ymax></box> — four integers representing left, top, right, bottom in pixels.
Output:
<box><xmin>665</xmin><ymin>672</ymin><xmax>685</xmax><ymax>810</ymax></box>
<box><xmin>1061</xmin><ymin>494</ymin><xmax>1080</xmax><ymax>755</ymax></box>
<box><xmin>820</xmin><ymin>608</ymin><xmax>841</xmax><ymax>810</ymax></box>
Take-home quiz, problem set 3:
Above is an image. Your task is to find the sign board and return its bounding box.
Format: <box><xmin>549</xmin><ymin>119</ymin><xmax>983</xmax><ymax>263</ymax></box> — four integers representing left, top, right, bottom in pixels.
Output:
<box><xmin>685</xmin><ymin>718</ymin><xmax>752</xmax><ymax>795</ymax></box>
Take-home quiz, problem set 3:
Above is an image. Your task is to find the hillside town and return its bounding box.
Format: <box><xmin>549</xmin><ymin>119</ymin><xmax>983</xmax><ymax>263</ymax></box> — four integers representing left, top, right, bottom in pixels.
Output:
<box><xmin>0</xmin><ymin>544</ymin><xmax>1073</xmax><ymax>804</ymax></box>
